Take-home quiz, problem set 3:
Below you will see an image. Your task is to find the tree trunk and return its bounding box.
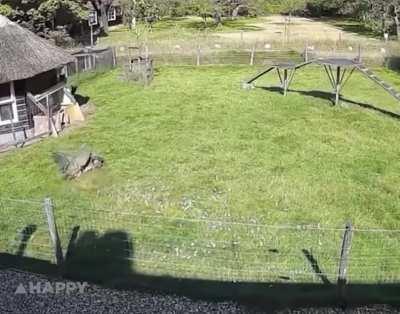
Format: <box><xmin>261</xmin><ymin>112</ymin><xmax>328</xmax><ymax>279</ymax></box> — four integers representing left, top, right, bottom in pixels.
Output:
<box><xmin>395</xmin><ymin>7</ymin><xmax>400</xmax><ymax>40</ymax></box>
<box><xmin>100</xmin><ymin>4</ymin><xmax>109</xmax><ymax>35</ymax></box>
<box><xmin>202</xmin><ymin>15</ymin><xmax>207</xmax><ymax>27</ymax></box>
<box><xmin>214</xmin><ymin>11</ymin><xmax>222</xmax><ymax>25</ymax></box>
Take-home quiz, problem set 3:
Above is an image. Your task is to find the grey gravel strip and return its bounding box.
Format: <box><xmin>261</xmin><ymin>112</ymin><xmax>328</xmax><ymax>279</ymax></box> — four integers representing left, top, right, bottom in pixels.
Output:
<box><xmin>0</xmin><ymin>269</ymin><xmax>398</xmax><ymax>314</ymax></box>
<box><xmin>0</xmin><ymin>269</ymin><xmax>248</xmax><ymax>313</ymax></box>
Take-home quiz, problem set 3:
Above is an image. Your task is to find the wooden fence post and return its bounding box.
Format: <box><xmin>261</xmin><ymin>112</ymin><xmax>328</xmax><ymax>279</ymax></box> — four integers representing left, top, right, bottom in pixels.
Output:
<box><xmin>112</xmin><ymin>47</ymin><xmax>117</xmax><ymax>67</ymax></box>
<box><xmin>337</xmin><ymin>222</ymin><xmax>353</xmax><ymax>302</ymax></box>
<box><xmin>93</xmin><ymin>54</ymin><xmax>97</xmax><ymax>70</ymax></box>
<box><xmin>305</xmin><ymin>45</ymin><xmax>309</xmax><ymax>62</ymax></box>
<box><xmin>196</xmin><ymin>46</ymin><xmax>201</xmax><ymax>66</ymax></box>
<box><xmin>250</xmin><ymin>45</ymin><xmax>256</xmax><ymax>66</ymax></box>
<box><xmin>43</xmin><ymin>198</ymin><xmax>64</xmax><ymax>266</ymax></box>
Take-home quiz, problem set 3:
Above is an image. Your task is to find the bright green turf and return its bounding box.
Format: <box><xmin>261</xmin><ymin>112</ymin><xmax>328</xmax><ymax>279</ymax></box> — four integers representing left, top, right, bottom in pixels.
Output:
<box><xmin>1</xmin><ymin>65</ymin><xmax>400</xmax><ymax>283</ymax></box>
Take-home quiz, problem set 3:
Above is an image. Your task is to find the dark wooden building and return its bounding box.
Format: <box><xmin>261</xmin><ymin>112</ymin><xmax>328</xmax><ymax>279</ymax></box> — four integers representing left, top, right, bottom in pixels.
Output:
<box><xmin>0</xmin><ymin>15</ymin><xmax>74</xmax><ymax>145</ymax></box>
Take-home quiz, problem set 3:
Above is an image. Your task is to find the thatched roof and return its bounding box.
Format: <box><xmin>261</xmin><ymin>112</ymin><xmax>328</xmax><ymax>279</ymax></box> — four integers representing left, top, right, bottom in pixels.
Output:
<box><xmin>0</xmin><ymin>15</ymin><xmax>74</xmax><ymax>84</ymax></box>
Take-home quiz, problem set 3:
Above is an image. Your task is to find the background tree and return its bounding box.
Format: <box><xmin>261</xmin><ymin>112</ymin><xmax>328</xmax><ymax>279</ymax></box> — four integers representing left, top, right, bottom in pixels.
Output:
<box><xmin>120</xmin><ymin>0</ymin><xmax>163</xmax><ymax>29</ymax></box>
<box><xmin>0</xmin><ymin>3</ymin><xmax>15</xmax><ymax>18</ymax></box>
<box><xmin>189</xmin><ymin>0</ymin><xmax>215</xmax><ymax>27</ymax></box>
<box><xmin>280</xmin><ymin>0</ymin><xmax>307</xmax><ymax>20</ymax></box>
<box><xmin>1</xmin><ymin>0</ymin><xmax>87</xmax><ymax>35</ymax></box>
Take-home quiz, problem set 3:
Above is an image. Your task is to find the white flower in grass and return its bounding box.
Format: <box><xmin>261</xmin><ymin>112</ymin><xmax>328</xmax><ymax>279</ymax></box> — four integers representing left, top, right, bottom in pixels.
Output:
<box><xmin>174</xmin><ymin>45</ymin><xmax>181</xmax><ymax>50</ymax></box>
<box><xmin>348</xmin><ymin>46</ymin><xmax>353</xmax><ymax>51</ymax></box>
<box><xmin>214</xmin><ymin>44</ymin><xmax>221</xmax><ymax>49</ymax></box>
<box><xmin>381</xmin><ymin>48</ymin><xmax>386</xmax><ymax>54</ymax></box>
<box><xmin>264</xmin><ymin>43</ymin><xmax>271</xmax><ymax>49</ymax></box>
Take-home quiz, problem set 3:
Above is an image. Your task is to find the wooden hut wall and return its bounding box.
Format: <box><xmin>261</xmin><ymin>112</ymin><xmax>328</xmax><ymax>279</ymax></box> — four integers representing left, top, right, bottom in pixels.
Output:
<box><xmin>0</xmin><ymin>80</ymin><xmax>30</xmax><ymax>137</ymax></box>
<box><xmin>0</xmin><ymin>70</ymin><xmax>61</xmax><ymax>138</ymax></box>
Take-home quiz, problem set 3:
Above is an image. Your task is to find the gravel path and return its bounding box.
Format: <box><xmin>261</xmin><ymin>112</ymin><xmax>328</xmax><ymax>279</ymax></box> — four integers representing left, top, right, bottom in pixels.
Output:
<box><xmin>0</xmin><ymin>269</ymin><xmax>398</xmax><ymax>313</ymax></box>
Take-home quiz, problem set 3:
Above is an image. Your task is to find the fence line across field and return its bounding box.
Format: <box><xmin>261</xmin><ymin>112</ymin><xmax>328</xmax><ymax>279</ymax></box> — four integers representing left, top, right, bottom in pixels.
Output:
<box><xmin>109</xmin><ymin>39</ymin><xmax>397</xmax><ymax>68</ymax></box>
<box><xmin>0</xmin><ymin>197</ymin><xmax>399</xmax><ymax>287</ymax></box>
<box><xmin>65</xmin><ymin>206</ymin><xmax>400</xmax><ymax>233</ymax></box>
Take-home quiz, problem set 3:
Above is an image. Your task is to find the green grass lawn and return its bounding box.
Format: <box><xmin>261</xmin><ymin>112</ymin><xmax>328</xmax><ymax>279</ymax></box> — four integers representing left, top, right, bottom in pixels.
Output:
<box><xmin>1</xmin><ymin>65</ymin><xmax>400</xmax><ymax>284</ymax></box>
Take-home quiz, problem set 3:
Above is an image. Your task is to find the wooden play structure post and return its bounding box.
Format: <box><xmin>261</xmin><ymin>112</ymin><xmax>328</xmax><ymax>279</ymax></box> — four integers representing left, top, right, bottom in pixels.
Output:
<box><xmin>250</xmin><ymin>45</ymin><xmax>256</xmax><ymax>66</ymax></box>
<box><xmin>283</xmin><ymin>69</ymin><xmax>289</xmax><ymax>96</ymax></box>
<box><xmin>335</xmin><ymin>67</ymin><xmax>341</xmax><ymax>106</ymax></box>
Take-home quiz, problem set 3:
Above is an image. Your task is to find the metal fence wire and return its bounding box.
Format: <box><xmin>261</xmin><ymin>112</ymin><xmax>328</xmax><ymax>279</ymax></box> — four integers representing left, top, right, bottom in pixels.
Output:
<box><xmin>66</xmin><ymin>47</ymin><xmax>117</xmax><ymax>76</ymax></box>
<box><xmin>0</xmin><ymin>197</ymin><xmax>399</xmax><ymax>285</ymax></box>
<box><xmin>0</xmin><ymin>198</ymin><xmax>54</xmax><ymax>263</ymax></box>
<box><xmin>110</xmin><ymin>39</ymin><xmax>397</xmax><ymax>68</ymax></box>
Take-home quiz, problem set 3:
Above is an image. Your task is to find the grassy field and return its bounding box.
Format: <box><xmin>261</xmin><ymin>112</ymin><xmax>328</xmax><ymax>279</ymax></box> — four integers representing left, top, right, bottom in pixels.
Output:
<box><xmin>99</xmin><ymin>16</ymin><xmax>263</xmax><ymax>46</ymax></box>
<box><xmin>1</xmin><ymin>65</ymin><xmax>400</xmax><ymax>284</ymax></box>
<box><xmin>100</xmin><ymin>15</ymin><xmax>378</xmax><ymax>47</ymax></box>
<box><xmin>100</xmin><ymin>15</ymin><xmax>400</xmax><ymax>70</ymax></box>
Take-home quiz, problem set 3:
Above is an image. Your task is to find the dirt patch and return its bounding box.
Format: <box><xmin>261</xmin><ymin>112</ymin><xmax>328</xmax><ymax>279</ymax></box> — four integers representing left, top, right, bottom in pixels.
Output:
<box><xmin>218</xmin><ymin>15</ymin><xmax>376</xmax><ymax>44</ymax></box>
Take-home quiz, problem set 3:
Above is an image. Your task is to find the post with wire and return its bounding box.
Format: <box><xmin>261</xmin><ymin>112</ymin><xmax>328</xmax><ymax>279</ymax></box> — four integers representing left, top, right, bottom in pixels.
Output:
<box><xmin>337</xmin><ymin>222</ymin><xmax>353</xmax><ymax>303</ymax></box>
<box><xmin>88</xmin><ymin>11</ymin><xmax>97</xmax><ymax>48</ymax></box>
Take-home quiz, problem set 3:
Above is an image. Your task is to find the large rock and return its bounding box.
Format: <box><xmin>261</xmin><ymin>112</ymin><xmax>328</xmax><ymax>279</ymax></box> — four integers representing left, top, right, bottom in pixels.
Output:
<box><xmin>54</xmin><ymin>149</ymin><xmax>104</xmax><ymax>179</ymax></box>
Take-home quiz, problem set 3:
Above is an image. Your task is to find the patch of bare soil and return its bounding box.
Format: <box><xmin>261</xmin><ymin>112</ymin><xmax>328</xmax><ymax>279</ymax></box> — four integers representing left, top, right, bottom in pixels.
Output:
<box><xmin>218</xmin><ymin>15</ymin><xmax>375</xmax><ymax>44</ymax></box>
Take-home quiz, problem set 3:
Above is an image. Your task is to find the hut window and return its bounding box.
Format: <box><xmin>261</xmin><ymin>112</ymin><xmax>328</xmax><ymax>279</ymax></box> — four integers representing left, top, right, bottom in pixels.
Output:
<box><xmin>0</xmin><ymin>83</ymin><xmax>11</xmax><ymax>102</ymax></box>
<box><xmin>0</xmin><ymin>82</ymin><xmax>18</xmax><ymax>125</ymax></box>
<box><xmin>108</xmin><ymin>7</ymin><xmax>116</xmax><ymax>21</ymax></box>
<box><xmin>0</xmin><ymin>104</ymin><xmax>14</xmax><ymax>122</ymax></box>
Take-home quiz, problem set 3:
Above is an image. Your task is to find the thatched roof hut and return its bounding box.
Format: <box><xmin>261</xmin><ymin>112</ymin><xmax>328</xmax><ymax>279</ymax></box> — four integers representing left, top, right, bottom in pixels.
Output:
<box><xmin>0</xmin><ymin>15</ymin><xmax>75</xmax><ymax>147</ymax></box>
<box><xmin>0</xmin><ymin>15</ymin><xmax>74</xmax><ymax>84</ymax></box>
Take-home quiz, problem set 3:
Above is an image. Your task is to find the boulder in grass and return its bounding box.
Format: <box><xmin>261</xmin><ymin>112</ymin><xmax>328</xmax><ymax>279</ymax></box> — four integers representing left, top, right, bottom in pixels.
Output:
<box><xmin>54</xmin><ymin>149</ymin><xmax>104</xmax><ymax>179</ymax></box>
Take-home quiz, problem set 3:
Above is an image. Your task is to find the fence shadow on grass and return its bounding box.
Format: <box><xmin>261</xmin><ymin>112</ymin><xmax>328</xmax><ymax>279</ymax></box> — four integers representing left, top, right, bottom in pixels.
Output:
<box><xmin>16</xmin><ymin>224</ymin><xmax>37</xmax><ymax>257</ymax></box>
<box><xmin>1</xmin><ymin>225</ymin><xmax>400</xmax><ymax>313</ymax></box>
<box><xmin>302</xmin><ymin>249</ymin><xmax>331</xmax><ymax>285</ymax></box>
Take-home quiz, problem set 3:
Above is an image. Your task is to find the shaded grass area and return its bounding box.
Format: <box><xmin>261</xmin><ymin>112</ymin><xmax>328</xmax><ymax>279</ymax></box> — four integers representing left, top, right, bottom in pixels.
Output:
<box><xmin>325</xmin><ymin>18</ymin><xmax>381</xmax><ymax>39</ymax></box>
<box><xmin>1</xmin><ymin>65</ymin><xmax>400</xmax><ymax>283</ymax></box>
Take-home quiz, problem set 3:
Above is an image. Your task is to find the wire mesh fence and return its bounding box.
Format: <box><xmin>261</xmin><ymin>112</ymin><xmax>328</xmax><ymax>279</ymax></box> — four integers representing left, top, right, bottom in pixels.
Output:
<box><xmin>349</xmin><ymin>228</ymin><xmax>400</xmax><ymax>283</ymax></box>
<box><xmin>110</xmin><ymin>37</ymin><xmax>399</xmax><ymax>68</ymax></box>
<box><xmin>0</xmin><ymin>197</ymin><xmax>399</xmax><ymax>285</ymax></box>
<box><xmin>66</xmin><ymin>47</ymin><xmax>117</xmax><ymax>76</ymax></box>
<box><xmin>0</xmin><ymin>198</ymin><xmax>55</xmax><ymax>263</ymax></box>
